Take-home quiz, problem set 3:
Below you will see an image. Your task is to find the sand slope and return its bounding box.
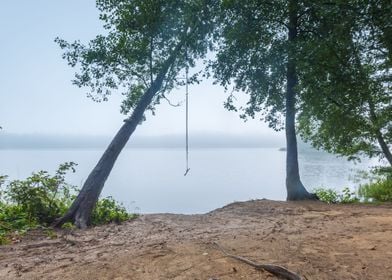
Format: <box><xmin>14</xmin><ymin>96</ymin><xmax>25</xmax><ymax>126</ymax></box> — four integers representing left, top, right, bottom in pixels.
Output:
<box><xmin>1</xmin><ymin>200</ymin><xmax>392</xmax><ymax>279</ymax></box>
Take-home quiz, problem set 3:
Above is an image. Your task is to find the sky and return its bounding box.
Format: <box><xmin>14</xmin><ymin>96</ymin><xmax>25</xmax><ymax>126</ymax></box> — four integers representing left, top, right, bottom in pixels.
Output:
<box><xmin>0</xmin><ymin>1</ymin><xmax>282</xmax><ymax>140</ymax></box>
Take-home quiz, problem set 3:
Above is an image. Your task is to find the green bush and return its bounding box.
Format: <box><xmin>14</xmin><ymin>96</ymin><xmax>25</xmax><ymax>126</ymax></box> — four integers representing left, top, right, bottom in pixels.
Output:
<box><xmin>91</xmin><ymin>196</ymin><xmax>134</xmax><ymax>226</ymax></box>
<box><xmin>313</xmin><ymin>188</ymin><xmax>339</xmax><ymax>203</ymax></box>
<box><xmin>4</xmin><ymin>162</ymin><xmax>77</xmax><ymax>225</ymax></box>
<box><xmin>357</xmin><ymin>167</ymin><xmax>392</xmax><ymax>202</ymax></box>
<box><xmin>0</xmin><ymin>163</ymin><xmax>136</xmax><ymax>245</ymax></box>
<box><xmin>339</xmin><ymin>187</ymin><xmax>360</xmax><ymax>203</ymax></box>
<box><xmin>0</xmin><ymin>203</ymin><xmax>33</xmax><ymax>245</ymax></box>
<box><xmin>359</xmin><ymin>178</ymin><xmax>392</xmax><ymax>202</ymax></box>
<box><xmin>313</xmin><ymin>187</ymin><xmax>359</xmax><ymax>204</ymax></box>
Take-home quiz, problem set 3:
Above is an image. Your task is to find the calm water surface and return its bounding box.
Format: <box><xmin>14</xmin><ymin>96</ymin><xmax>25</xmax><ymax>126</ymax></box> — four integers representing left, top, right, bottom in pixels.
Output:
<box><xmin>0</xmin><ymin>148</ymin><xmax>372</xmax><ymax>213</ymax></box>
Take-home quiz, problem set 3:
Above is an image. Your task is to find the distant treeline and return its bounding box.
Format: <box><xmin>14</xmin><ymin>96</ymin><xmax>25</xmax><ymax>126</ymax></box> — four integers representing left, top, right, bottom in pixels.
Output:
<box><xmin>0</xmin><ymin>133</ymin><xmax>295</xmax><ymax>149</ymax></box>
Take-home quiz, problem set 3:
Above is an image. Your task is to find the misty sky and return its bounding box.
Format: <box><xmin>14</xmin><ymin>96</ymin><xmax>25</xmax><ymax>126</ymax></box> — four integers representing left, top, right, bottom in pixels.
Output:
<box><xmin>0</xmin><ymin>1</ymin><xmax>282</xmax><ymax>139</ymax></box>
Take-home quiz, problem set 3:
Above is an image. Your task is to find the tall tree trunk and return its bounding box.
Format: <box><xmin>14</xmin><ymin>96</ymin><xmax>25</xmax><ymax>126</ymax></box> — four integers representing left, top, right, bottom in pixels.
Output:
<box><xmin>53</xmin><ymin>41</ymin><xmax>185</xmax><ymax>229</ymax></box>
<box><xmin>369</xmin><ymin>100</ymin><xmax>392</xmax><ymax>166</ymax></box>
<box><xmin>285</xmin><ymin>0</ymin><xmax>313</xmax><ymax>200</ymax></box>
<box><xmin>376</xmin><ymin>132</ymin><xmax>392</xmax><ymax>166</ymax></box>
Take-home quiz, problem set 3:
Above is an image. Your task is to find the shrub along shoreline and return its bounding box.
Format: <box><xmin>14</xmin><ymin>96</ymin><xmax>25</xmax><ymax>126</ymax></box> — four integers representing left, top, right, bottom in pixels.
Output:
<box><xmin>0</xmin><ymin>163</ymin><xmax>136</xmax><ymax>245</ymax></box>
<box><xmin>313</xmin><ymin>167</ymin><xmax>392</xmax><ymax>204</ymax></box>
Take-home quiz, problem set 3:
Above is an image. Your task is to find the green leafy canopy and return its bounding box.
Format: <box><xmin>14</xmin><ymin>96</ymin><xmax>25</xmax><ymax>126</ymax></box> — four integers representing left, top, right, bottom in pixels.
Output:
<box><xmin>297</xmin><ymin>0</ymin><xmax>392</xmax><ymax>163</ymax></box>
<box><xmin>56</xmin><ymin>0</ymin><xmax>217</xmax><ymax>116</ymax></box>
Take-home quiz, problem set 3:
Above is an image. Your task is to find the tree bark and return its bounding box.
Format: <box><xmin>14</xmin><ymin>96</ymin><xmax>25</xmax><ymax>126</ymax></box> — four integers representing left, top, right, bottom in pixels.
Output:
<box><xmin>376</xmin><ymin>132</ymin><xmax>392</xmax><ymax>166</ymax></box>
<box><xmin>285</xmin><ymin>0</ymin><xmax>313</xmax><ymax>200</ymax></box>
<box><xmin>53</xmin><ymin>41</ymin><xmax>185</xmax><ymax>229</ymax></box>
<box><xmin>368</xmin><ymin>100</ymin><xmax>392</xmax><ymax>166</ymax></box>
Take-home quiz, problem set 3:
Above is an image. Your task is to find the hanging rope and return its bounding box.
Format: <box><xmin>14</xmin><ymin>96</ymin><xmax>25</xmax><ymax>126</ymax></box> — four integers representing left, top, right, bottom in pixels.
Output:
<box><xmin>184</xmin><ymin>46</ymin><xmax>190</xmax><ymax>176</ymax></box>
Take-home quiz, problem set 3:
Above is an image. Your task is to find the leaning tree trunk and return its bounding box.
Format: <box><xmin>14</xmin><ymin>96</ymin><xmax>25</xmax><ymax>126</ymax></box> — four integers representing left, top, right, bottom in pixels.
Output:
<box><xmin>368</xmin><ymin>99</ymin><xmax>392</xmax><ymax>166</ymax></box>
<box><xmin>376</xmin><ymin>132</ymin><xmax>392</xmax><ymax>166</ymax></box>
<box><xmin>285</xmin><ymin>0</ymin><xmax>313</xmax><ymax>200</ymax></box>
<box><xmin>53</xmin><ymin>42</ymin><xmax>185</xmax><ymax>229</ymax></box>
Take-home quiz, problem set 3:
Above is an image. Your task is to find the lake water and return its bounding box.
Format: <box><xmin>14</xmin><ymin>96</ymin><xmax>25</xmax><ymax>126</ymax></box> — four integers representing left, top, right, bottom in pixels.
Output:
<box><xmin>0</xmin><ymin>148</ymin><xmax>372</xmax><ymax>214</ymax></box>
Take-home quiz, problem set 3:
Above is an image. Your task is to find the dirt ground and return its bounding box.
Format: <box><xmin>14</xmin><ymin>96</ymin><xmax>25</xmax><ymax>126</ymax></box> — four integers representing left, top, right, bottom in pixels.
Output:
<box><xmin>1</xmin><ymin>200</ymin><xmax>392</xmax><ymax>280</ymax></box>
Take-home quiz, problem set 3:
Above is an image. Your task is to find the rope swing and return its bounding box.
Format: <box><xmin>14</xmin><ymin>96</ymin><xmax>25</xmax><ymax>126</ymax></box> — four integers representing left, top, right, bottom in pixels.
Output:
<box><xmin>184</xmin><ymin>46</ymin><xmax>190</xmax><ymax>176</ymax></box>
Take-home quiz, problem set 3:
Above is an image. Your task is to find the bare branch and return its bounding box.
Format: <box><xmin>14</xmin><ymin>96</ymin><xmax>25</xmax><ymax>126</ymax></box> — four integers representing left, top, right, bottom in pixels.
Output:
<box><xmin>162</xmin><ymin>94</ymin><xmax>182</xmax><ymax>107</ymax></box>
<box><xmin>213</xmin><ymin>242</ymin><xmax>303</xmax><ymax>280</ymax></box>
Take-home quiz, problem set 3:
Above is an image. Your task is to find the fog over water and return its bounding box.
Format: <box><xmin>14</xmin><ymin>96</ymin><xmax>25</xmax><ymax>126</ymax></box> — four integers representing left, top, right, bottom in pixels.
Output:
<box><xmin>0</xmin><ymin>134</ymin><xmax>373</xmax><ymax>213</ymax></box>
<box><xmin>0</xmin><ymin>133</ymin><xmax>284</xmax><ymax>149</ymax></box>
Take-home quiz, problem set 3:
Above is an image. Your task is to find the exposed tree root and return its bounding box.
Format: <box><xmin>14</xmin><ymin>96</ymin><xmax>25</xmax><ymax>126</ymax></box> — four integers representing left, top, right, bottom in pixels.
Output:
<box><xmin>213</xmin><ymin>242</ymin><xmax>303</xmax><ymax>280</ymax></box>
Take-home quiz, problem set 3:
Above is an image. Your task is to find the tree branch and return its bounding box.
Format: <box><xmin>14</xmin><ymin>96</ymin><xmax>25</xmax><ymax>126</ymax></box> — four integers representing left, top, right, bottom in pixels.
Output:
<box><xmin>213</xmin><ymin>242</ymin><xmax>303</xmax><ymax>280</ymax></box>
